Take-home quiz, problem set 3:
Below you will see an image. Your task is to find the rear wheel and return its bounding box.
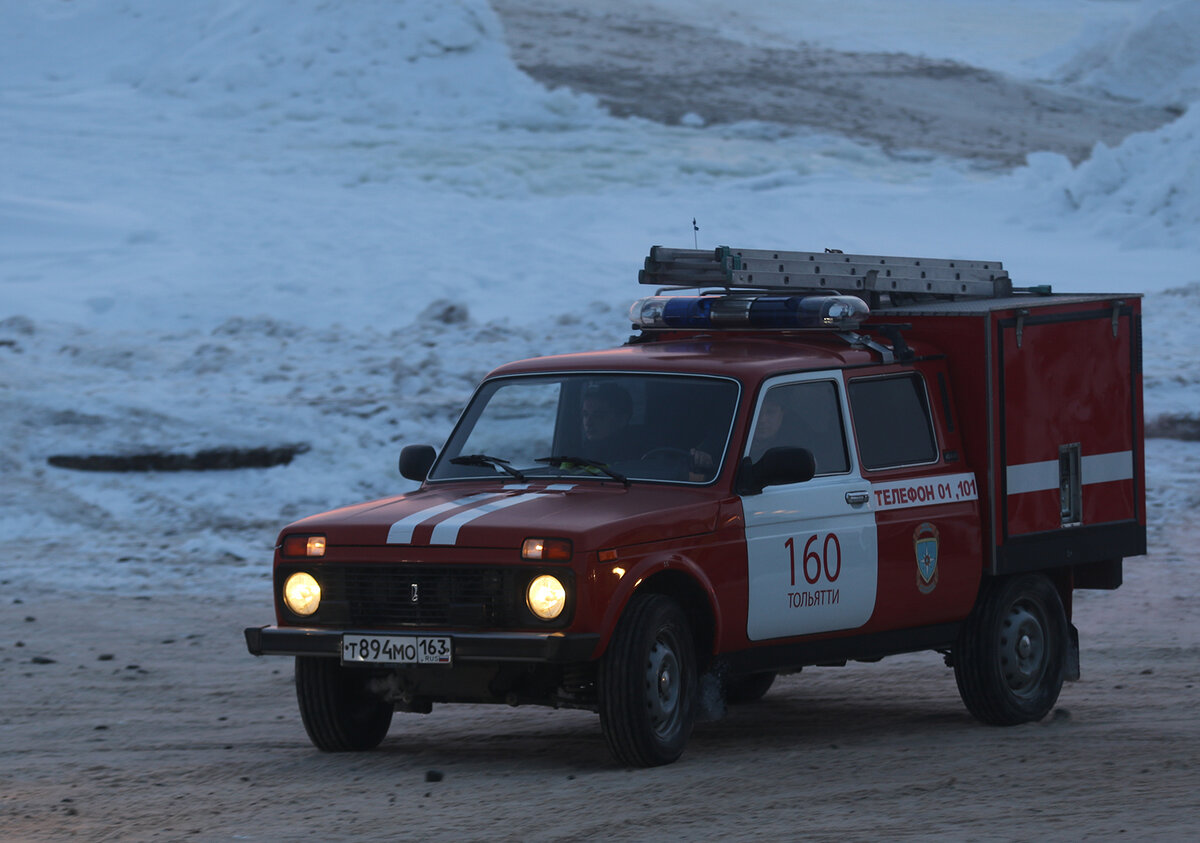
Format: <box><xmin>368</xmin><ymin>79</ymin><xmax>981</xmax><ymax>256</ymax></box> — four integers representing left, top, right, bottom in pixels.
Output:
<box><xmin>954</xmin><ymin>574</ymin><xmax>1068</xmax><ymax>725</ymax></box>
<box><xmin>295</xmin><ymin>656</ymin><xmax>393</xmax><ymax>751</ymax></box>
<box><xmin>599</xmin><ymin>593</ymin><xmax>697</xmax><ymax>767</ymax></box>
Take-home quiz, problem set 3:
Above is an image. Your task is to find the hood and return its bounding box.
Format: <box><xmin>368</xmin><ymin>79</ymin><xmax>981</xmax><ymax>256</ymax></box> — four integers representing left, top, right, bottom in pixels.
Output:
<box><xmin>285</xmin><ymin>481</ymin><xmax>725</xmax><ymax>552</ymax></box>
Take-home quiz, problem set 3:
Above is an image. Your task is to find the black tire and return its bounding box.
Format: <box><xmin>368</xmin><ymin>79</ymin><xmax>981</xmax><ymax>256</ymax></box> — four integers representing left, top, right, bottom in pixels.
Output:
<box><xmin>725</xmin><ymin>671</ymin><xmax>776</xmax><ymax>704</ymax></box>
<box><xmin>954</xmin><ymin>574</ymin><xmax>1068</xmax><ymax>726</ymax></box>
<box><xmin>599</xmin><ymin>593</ymin><xmax>698</xmax><ymax>767</ymax></box>
<box><xmin>295</xmin><ymin>656</ymin><xmax>393</xmax><ymax>752</ymax></box>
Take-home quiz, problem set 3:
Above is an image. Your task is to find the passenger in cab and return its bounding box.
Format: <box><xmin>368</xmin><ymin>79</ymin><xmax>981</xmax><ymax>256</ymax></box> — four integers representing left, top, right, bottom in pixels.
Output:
<box><xmin>750</xmin><ymin>391</ymin><xmax>788</xmax><ymax>461</ymax></box>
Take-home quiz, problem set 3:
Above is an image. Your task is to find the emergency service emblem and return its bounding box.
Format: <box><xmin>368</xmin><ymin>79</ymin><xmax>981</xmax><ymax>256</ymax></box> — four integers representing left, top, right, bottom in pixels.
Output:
<box><xmin>914</xmin><ymin>522</ymin><xmax>939</xmax><ymax>594</ymax></box>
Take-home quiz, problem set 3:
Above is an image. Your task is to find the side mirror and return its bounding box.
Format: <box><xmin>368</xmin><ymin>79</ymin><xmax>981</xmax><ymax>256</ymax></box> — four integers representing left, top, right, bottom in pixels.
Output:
<box><xmin>398</xmin><ymin>444</ymin><xmax>436</xmax><ymax>482</ymax></box>
<box><xmin>738</xmin><ymin>447</ymin><xmax>816</xmax><ymax>495</ymax></box>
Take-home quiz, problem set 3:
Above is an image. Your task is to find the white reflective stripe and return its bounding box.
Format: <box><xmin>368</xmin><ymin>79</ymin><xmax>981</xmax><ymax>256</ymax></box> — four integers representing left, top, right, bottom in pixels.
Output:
<box><xmin>870</xmin><ymin>473</ymin><xmax>978</xmax><ymax>511</ymax></box>
<box><xmin>1006</xmin><ymin>460</ymin><xmax>1058</xmax><ymax>495</ymax></box>
<box><xmin>428</xmin><ymin>493</ymin><xmax>545</xmax><ymax>545</ymax></box>
<box><xmin>1082</xmin><ymin>451</ymin><xmax>1134</xmax><ymax>485</ymax></box>
<box><xmin>546</xmin><ymin>484</ymin><xmax>575</xmax><ymax>491</ymax></box>
<box><xmin>386</xmin><ymin>493</ymin><xmax>499</xmax><ymax>544</ymax></box>
<box><xmin>1006</xmin><ymin>450</ymin><xmax>1134</xmax><ymax>495</ymax></box>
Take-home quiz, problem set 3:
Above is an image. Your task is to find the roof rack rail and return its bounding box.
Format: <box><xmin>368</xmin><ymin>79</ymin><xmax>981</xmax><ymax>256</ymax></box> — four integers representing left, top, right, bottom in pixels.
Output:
<box><xmin>640</xmin><ymin>246</ymin><xmax>1012</xmax><ymax>301</ymax></box>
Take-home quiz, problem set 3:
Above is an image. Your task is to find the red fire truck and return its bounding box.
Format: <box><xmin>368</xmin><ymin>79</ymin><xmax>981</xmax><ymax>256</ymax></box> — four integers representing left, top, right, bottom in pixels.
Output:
<box><xmin>245</xmin><ymin>245</ymin><xmax>1145</xmax><ymax>767</ymax></box>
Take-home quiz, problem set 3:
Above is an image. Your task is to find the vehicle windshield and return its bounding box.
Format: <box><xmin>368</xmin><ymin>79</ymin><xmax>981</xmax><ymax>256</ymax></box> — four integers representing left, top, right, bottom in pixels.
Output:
<box><xmin>430</xmin><ymin>373</ymin><xmax>740</xmax><ymax>485</ymax></box>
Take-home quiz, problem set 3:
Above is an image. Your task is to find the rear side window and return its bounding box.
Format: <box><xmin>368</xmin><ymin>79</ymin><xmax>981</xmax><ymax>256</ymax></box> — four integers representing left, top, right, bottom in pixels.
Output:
<box><xmin>848</xmin><ymin>374</ymin><xmax>937</xmax><ymax>470</ymax></box>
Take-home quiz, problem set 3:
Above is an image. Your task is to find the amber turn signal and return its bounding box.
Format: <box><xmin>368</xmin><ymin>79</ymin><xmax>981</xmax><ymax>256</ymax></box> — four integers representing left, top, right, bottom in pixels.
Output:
<box><xmin>521</xmin><ymin>538</ymin><xmax>571</xmax><ymax>561</ymax></box>
<box><xmin>282</xmin><ymin>534</ymin><xmax>326</xmax><ymax>557</ymax></box>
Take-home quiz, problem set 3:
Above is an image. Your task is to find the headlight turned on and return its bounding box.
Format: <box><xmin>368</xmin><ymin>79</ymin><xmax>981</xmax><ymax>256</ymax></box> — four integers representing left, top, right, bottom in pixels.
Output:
<box><xmin>526</xmin><ymin>574</ymin><xmax>566</xmax><ymax>620</ymax></box>
<box><xmin>283</xmin><ymin>572</ymin><xmax>321</xmax><ymax>616</ymax></box>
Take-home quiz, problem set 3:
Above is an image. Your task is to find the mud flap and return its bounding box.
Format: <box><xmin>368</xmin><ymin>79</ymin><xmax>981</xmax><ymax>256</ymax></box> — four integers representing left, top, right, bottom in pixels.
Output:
<box><xmin>1065</xmin><ymin>622</ymin><xmax>1081</xmax><ymax>682</ymax></box>
<box><xmin>697</xmin><ymin>668</ymin><xmax>728</xmax><ymax>722</ymax></box>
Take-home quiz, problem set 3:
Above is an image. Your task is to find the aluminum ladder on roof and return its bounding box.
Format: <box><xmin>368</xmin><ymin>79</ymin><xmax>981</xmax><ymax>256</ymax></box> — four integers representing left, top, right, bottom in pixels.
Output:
<box><xmin>640</xmin><ymin>246</ymin><xmax>1012</xmax><ymax>300</ymax></box>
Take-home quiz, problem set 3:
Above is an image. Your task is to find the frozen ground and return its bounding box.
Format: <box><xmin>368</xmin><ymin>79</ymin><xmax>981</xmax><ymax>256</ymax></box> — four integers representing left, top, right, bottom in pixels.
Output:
<box><xmin>1</xmin><ymin>1</ymin><xmax>1199</xmax><ymax>838</ymax></box>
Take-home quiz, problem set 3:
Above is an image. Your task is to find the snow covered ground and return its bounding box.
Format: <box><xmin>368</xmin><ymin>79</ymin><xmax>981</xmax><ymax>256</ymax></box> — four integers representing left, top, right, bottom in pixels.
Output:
<box><xmin>2</xmin><ymin>0</ymin><xmax>1198</xmax><ymax>595</ymax></box>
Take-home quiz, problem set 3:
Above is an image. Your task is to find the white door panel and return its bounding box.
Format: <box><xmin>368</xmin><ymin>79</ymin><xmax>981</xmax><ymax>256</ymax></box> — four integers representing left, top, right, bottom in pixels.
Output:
<box><xmin>741</xmin><ymin>374</ymin><xmax>879</xmax><ymax>641</ymax></box>
<box><xmin>745</xmin><ymin>479</ymin><xmax>877</xmax><ymax>640</ymax></box>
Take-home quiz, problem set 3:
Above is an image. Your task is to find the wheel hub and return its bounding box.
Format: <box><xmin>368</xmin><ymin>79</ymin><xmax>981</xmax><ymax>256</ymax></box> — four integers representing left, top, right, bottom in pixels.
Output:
<box><xmin>1000</xmin><ymin>602</ymin><xmax>1047</xmax><ymax>696</ymax></box>
<box><xmin>645</xmin><ymin>638</ymin><xmax>681</xmax><ymax>737</ymax></box>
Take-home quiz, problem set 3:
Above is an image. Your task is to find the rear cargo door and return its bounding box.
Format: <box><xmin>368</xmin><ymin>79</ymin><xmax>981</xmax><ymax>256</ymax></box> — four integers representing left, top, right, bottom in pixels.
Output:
<box><xmin>995</xmin><ymin>300</ymin><xmax>1144</xmax><ymax>571</ymax></box>
<box><xmin>742</xmin><ymin>373</ymin><xmax>878</xmax><ymax>641</ymax></box>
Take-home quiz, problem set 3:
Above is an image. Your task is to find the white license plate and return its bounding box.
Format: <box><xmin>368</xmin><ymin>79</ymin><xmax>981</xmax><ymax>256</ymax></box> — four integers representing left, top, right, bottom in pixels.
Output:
<box><xmin>341</xmin><ymin>634</ymin><xmax>452</xmax><ymax>665</ymax></box>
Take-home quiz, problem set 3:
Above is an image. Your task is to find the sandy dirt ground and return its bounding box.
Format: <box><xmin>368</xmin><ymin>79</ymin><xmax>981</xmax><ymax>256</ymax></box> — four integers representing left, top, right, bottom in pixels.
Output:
<box><xmin>1</xmin><ymin>514</ymin><xmax>1197</xmax><ymax>842</ymax></box>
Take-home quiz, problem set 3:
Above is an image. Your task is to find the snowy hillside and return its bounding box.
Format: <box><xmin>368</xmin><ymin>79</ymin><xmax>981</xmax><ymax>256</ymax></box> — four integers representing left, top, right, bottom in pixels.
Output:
<box><xmin>1</xmin><ymin>0</ymin><xmax>1198</xmax><ymax>593</ymax></box>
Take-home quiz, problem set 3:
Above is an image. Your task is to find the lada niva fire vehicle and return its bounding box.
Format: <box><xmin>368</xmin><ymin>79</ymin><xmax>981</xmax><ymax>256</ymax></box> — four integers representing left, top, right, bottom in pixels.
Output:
<box><xmin>246</xmin><ymin>245</ymin><xmax>1145</xmax><ymax>767</ymax></box>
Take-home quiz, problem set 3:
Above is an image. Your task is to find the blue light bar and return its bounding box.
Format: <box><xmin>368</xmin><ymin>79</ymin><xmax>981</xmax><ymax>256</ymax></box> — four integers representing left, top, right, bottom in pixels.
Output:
<box><xmin>629</xmin><ymin>294</ymin><xmax>869</xmax><ymax>330</ymax></box>
<box><xmin>662</xmin><ymin>296</ymin><xmax>715</xmax><ymax>327</ymax></box>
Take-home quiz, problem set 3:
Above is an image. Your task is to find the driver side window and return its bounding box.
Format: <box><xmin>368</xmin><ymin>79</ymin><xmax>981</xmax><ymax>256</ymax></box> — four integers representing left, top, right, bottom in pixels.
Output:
<box><xmin>752</xmin><ymin>380</ymin><xmax>849</xmax><ymax>475</ymax></box>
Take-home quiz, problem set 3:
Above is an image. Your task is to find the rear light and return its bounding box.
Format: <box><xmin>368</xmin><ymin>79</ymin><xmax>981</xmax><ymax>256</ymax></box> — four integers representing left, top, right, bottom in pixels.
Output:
<box><xmin>282</xmin><ymin>534</ymin><xmax>326</xmax><ymax>558</ymax></box>
<box><xmin>521</xmin><ymin>538</ymin><xmax>572</xmax><ymax>561</ymax></box>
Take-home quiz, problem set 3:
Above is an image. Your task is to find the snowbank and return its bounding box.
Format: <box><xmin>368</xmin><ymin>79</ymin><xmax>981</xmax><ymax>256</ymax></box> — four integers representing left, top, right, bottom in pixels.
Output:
<box><xmin>1015</xmin><ymin>0</ymin><xmax>1200</xmax><ymax>248</ymax></box>
<box><xmin>1022</xmin><ymin>105</ymin><xmax>1200</xmax><ymax>248</ymax></box>
<box><xmin>2</xmin><ymin>0</ymin><xmax>1199</xmax><ymax>596</ymax></box>
<box><xmin>0</xmin><ymin>0</ymin><xmax>592</xmax><ymax>129</ymax></box>
<box><xmin>1053</xmin><ymin>0</ymin><xmax>1200</xmax><ymax>107</ymax></box>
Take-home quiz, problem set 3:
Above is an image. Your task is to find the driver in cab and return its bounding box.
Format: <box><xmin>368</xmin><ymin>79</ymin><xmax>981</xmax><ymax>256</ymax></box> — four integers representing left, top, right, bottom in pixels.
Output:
<box><xmin>580</xmin><ymin>383</ymin><xmax>636</xmax><ymax>464</ymax></box>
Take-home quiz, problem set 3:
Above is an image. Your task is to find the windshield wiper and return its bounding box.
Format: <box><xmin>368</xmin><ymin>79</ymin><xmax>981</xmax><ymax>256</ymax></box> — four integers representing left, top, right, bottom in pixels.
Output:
<box><xmin>450</xmin><ymin>453</ymin><xmax>526</xmax><ymax>481</ymax></box>
<box><xmin>535</xmin><ymin>455</ymin><xmax>629</xmax><ymax>486</ymax></box>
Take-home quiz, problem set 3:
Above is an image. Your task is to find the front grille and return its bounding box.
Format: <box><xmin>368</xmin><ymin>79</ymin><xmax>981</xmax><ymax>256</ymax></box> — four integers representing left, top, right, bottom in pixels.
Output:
<box><xmin>340</xmin><ymin>564</ymin><xmax>510</xmax><ymax>627</ymax></box>
<box><xmin>278</xmin><ymin>563</ymin><xmax>571</xmax><ymax>630</ymax></box>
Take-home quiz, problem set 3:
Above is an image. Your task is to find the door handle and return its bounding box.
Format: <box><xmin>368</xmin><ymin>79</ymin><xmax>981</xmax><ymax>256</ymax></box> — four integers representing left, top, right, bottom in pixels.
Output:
<box><xmin>845</xmin><ymin>491</ymin><xmax>870</xmax><ymax>505</ymax></box>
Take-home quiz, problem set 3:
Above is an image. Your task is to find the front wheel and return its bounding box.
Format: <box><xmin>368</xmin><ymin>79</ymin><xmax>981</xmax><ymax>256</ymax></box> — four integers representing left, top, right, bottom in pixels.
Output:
<box><xmin>599</xmin><ymin>593</ymin><xmax>698</xmax><ymax>767</ymax></box>
<box><xmin>295</xmin><ymin>656</ymin><xmax>394</xmax><ymax>751</ymax></box>
<box><xmin>954</xmin><ymin>574</ymin><xmax>1068</xmax><ymax>726</ymax></box>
